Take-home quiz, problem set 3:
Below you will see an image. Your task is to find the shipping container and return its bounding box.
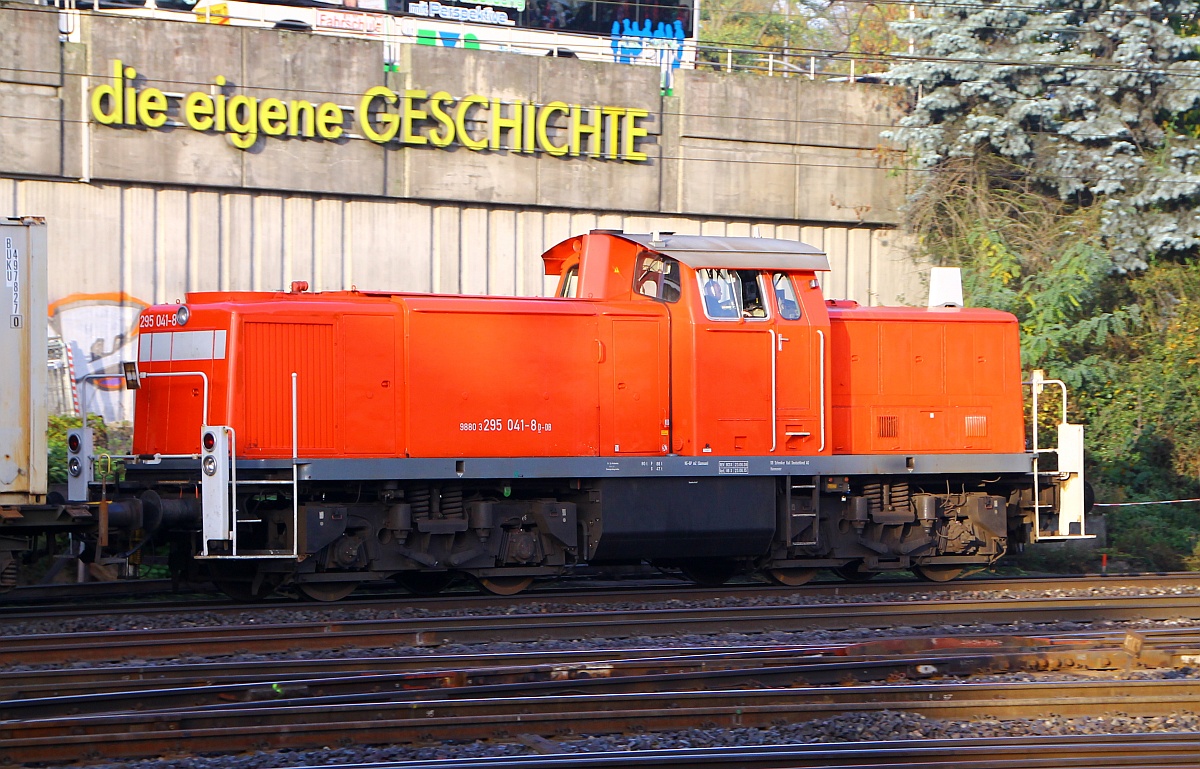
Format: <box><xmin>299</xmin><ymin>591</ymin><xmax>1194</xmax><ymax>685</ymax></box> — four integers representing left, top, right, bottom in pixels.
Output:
<box><xmin>0</xmin><ymin>217</ymin><xmax>48</xmax><ymax>505</ymax></box>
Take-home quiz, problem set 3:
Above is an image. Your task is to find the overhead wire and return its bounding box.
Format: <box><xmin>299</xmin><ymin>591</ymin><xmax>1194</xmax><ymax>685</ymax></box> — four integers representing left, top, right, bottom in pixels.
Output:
<box><xmin>6</xmin><ymin>33</ymin><xmax>1200</xmax><ymax>135</ymax></box>
<box><xmin>1092</xmin><ymin>498</ymin><xmax>1200</xmax><ymax>506</ymax></box>
<box><xmin>17</xmin><ymin>0</ymin><xmax>1200</xmax><ymax>28</ymax></box>
<box><xmin>6</xmin><ymin>4</ymin><xmax>1199</xmax><ymax>94</ymax></box>
<box><xmin>1</xmin><ymin>64</ymin><xmax>1195</xmax><ymax>149</ymax></box>
<box><xmin>12</xmin><ymin>0</ymin><xmax>1200</xmax><ymax>67</ymax></box>
<box><xmin>6</xmin><ymin>105</ymin><xmax>1200</xmax><ymax>195</ymax></box>
<box><xmin>0</xmin><ymin>109</ymin><xmax>918</xmax><ymax>176</ymax></box>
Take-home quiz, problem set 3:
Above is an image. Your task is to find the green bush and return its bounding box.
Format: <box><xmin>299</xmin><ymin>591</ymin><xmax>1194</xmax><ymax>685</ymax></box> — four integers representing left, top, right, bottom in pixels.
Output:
<box><xmin>46</xmin><ymin>415</ymin><xmax>131</xmax><ymax>485</ymax></box>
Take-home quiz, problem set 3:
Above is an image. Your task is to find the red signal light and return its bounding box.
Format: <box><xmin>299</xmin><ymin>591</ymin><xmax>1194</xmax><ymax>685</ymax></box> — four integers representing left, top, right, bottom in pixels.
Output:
<box><xmin>68</xmin><ymin>434</ymin><xmax>81</xmax><ymax>453</ymax></box>
<box><xmin>203</xmin><ymin>432</ymin><xmax>216</xmax><ymax>451</ymax></box>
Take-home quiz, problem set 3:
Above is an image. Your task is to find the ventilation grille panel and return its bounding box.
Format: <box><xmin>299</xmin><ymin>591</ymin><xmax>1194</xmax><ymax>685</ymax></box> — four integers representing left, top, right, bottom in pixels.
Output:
<box><xmin>965</xmin><ymin>415</ymin><xmax>988</xmax><ymax>438</ymax></box>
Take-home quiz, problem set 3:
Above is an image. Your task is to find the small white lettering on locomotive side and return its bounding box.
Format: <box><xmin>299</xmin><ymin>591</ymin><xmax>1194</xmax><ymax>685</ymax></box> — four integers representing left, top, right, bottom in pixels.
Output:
<box><xmin>458</xmin><ymin>416</ymin><xmax>553</xmax><ymax>433</ymax></box>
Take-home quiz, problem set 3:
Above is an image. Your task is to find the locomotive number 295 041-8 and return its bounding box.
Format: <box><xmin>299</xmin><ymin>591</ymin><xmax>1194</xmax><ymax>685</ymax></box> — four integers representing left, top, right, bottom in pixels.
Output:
<box><xmin>139</xmin><ymin>312</ymin><xmax>181</xmax><ymax>329</ymax></box>
<box><xmin>459</xmin><ymin>419</ymin><xmax>554</xmax><ymax>433</ymax></box>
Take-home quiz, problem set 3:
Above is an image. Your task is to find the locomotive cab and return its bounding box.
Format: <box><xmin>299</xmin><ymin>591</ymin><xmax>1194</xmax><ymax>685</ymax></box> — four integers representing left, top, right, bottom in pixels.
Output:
<box><xmin>546</xmin><ymin>231</ymin><xmax>833</xmax><ymax>457</ymax></box>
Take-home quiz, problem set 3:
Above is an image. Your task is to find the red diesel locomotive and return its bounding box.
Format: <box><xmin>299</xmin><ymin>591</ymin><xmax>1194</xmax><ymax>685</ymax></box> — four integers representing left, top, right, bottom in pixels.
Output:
<box><xmin>69</xmin><ymin>231</ymin><xmax>1088</xmax><ymax>600</ymax></box>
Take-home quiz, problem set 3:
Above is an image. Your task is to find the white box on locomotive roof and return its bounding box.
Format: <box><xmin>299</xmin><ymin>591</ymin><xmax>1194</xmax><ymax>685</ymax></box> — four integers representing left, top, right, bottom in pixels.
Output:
<box><xmin>0</xmin><ymin>217</ymin><xmax>48</xmax><ymax>504</ymax></box>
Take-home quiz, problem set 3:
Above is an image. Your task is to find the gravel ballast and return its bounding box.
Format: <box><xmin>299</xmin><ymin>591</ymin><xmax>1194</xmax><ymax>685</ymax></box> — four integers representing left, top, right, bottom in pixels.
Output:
<box><xmin>6</xmin><ymin>581</ymin><xmax>1200</xmax><ymax>767</ymax></box>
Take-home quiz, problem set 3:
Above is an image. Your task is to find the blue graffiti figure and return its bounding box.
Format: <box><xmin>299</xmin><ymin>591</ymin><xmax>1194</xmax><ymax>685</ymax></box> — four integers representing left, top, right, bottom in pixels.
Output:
<box><xmin>652</xmin><ymin>21</ymin><xmax>670</xmax><ymax>67</ymax></box>
<box><xmin>610</xmin><ymin>19</ymin><xmax>644</xmax><ymax>64</ymax></box>
<box><xmin>671</xmin><ymin>20</ymin><xmax>684</xmax><ymax>69</ymax></box>
<box><xmin>610</xmin><ymin>17</ymin><xmax>684</xmax><ymax>68</ymax></box>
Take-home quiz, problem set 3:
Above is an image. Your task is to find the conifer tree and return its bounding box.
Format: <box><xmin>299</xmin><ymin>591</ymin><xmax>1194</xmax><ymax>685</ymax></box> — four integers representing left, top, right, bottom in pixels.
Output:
<box><xmin>888</xmin><ymin>0</ymin><xmax>1200</xmax><ymax>272</ymax></box>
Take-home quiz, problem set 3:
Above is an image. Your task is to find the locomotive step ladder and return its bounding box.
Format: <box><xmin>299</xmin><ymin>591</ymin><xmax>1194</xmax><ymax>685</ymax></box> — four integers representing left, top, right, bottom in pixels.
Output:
<box><xmin>1027</xmin><ymin>369</ymin><xmax>1091</xmax><ymax>541</ymax></box>
<box><xmin>198</xmin><ymin>373</ymin><xmax>301</xmax><ymax>559</ymax></box>
<box><xmin>783</xmin><ymin>476</ymin><xmax>820</xmax><ymax>547</ymax></box>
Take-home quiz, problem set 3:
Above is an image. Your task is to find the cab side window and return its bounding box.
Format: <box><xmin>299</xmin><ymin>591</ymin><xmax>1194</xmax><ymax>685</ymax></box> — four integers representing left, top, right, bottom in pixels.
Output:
<box><xmin>634</xmin><ymin>252</ymin><xmax>681</xmax><ymax>303</ymax></box>
<box><xmin>698</xmin><ymin>268</ymin><xmax>741</xmax><ymax>319</ymax></box>
<box><xmin>558</xmin><ymin>265</ymin><xmax>579</xmax><ymax>298</ymax></box>
<box><xmin>698</xmin><ymin>269</ymin><xmax>770</xmax><ymax>320</ymax></box>
<box><xmin>739</xmin><ymin>271</ymin><xmax>770</xmax><ymax>320</ymax></box>
<box><xmin>772</xmin><ymin>273</ymin><xmax>802</xmax><ymax>320</ymax></box>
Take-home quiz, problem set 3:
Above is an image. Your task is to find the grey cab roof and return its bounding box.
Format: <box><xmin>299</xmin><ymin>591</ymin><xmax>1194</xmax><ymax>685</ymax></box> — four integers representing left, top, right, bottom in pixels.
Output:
<box><xmin>610</xmin><ymin>231</ymin><xmax>831</xmax><ymax>272</ymax></box>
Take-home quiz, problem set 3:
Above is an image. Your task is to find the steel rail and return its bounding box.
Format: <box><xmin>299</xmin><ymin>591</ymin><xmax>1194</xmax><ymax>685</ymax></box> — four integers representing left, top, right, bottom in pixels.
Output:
<box><xmin>0</xmin><ymin>645</ymin><xmax>800</xmax><ymax>694</ymax></box>
<box><xmin>5</xmin><ymin>594</ymin><xmax>1200</xmax><ymax>666</ymax></box>
<box><xmin>0</xmin><ymin>635</ymin><xmax>1102</xmax><ymax>696</ymax></box>
<box><xmin>3</xmin><ymin>679</ymin><xmax>1200</xmax><ymax>764</ymax></box>
<box><xmin>9</xmin><ymin>624</ymin><xmax>1200</xmax><ymax>695</ymax></box>
<box><xmin>280</xmin><ymin>734</ymin><xmax>1200</xmax><ymax>768</ymax></box>
<box><xmin>6</xmin><ymin>571</ymin><xmax>1200</xmax><ymax>619</ymax></box>
<box><xmin>9</xmin><ymin>639</ymin><xmax>1186</xmax><ymax>720</ymax></box>
<box><xmin>17</xmin><ymin>625</ymin><xmax>1178</xmax><ymax>699</ymax></box>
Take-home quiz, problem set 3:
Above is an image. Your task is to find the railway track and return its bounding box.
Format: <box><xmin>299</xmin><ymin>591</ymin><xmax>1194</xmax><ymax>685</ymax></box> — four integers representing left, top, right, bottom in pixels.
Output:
<box><xmin>6</xmin><ymin>630</ymin><xmax>1195</xmax><ymax>719</ymax></box>
<box><xmin>4</xmin><ymin>663</ymin><xmax>1200</xmax><ymax>762</ymax></box>
<box><xmin>288</xmin><ymin>734</ymin><xmax>1200</xmax><ymax>768</ymax></box>
<box><xmin>5</xmin><ymin>576</ymin><xmax>1200</xmax><ymax>766</ymax></box>
<box><xmin>3</xmin><ymin>591</ymin><xmax>1200</xmax><ymax>666</ymax></box>
<box><xmin>5</xmin><ymin>571</ymin><xmax>1200</xmax><ymax>619</ymax></box>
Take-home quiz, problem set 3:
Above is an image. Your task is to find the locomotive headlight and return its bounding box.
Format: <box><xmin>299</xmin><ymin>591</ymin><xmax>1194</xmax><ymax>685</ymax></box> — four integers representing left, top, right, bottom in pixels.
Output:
<box><xmin>68</xmin><ymin>457</ymin><xmax>82</xmax><ymax>477</ymax></box>
<box><xmin>202</xmin><ymin>455</ymin><xmax>217</xmax><ymax>476</ymax></box>
<box><xmin>175</xmin><ymin>305</ymin><xmax>190</xmax><ymax>326</ymax></box>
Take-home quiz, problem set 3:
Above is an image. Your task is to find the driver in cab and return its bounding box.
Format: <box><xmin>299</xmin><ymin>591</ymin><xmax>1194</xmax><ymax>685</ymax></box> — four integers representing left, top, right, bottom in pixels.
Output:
<box><xmin>703</xmin><ymin>280</ymin><xmax>738</xmax><ymax>318</ymax></box>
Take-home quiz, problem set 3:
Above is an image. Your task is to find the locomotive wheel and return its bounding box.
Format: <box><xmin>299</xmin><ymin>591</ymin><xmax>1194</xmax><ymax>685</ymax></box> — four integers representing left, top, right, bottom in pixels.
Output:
<box><xmin>832</xmin><ymin>561</ymin><xmax>875</xmax><ymax>582</ymax></box>
<box><xmin>396</xmin><ymin>572</ymin><xmax>455</xmax><ymax>596</ymax></box>
<box><xmin>298</xmin><ymin>581</ymin><xmax>359</xmax><ymax>602</ymax></box>
<box><xmin>765</xmin><ymin>567</ymin><xmax>817</xmax><ymax>587</ymax></box>
<box><xmin>477</xmin><ymin>575</ymin><xmax>535</xmax><ymax>596</ymax></box>
<box><xmin>912</xmin><ymin>564</ymin><xmax>966</xmax><ymax>583</ymax></box>
<box><xmin>678</xmin><ymin>559</ymin><xmax>740</xmax><ymax>587</ymax></box>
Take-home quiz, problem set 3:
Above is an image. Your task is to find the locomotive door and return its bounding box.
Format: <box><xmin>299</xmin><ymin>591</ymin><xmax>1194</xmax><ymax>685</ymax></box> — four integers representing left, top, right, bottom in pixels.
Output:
<box><xmin>692</xmin><ymin>269</ymin><xmax>774</xmax><ymax>454</ymax></box>
<box><xmin>771</xmin><ymin>272</ymin><xmax>825</xmax><ymax>454</ymax></box>
<box><xmin>609</xmin><ymin>317</ymin><xmax>669</xmax><ymax>454</ymax></box>
<box><xmin>341</xmin><ymin>314</ymin><xmax>397</xmax><ymax>455</ymax></box>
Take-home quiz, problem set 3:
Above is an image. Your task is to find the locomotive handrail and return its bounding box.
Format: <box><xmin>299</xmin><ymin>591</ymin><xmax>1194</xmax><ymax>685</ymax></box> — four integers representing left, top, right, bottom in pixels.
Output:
<box><xmin>1027</xmin><ymin>370</ymin><xmax>1057</xmax><ymax>541</ymax></box>
<box><xmin>817</xmin><ymin>330</ymin><xmax>826</xmax><ymax>453</ymax></box>
<box><xmin>1025</xmin><ymin>370</ymin><xmax>1069</xmax><ymax>456</ymax></box>
<box><xmin>227</xmin><ymin>425</ymin><xmax>239</xmax><ymax>556</ymax></box>
<box><xmin>130</xmin><ymin>453</ymin><xmax>201</xmax><ymax>463</ymax></box>
<box><xmin>75</xmin><ymin>371</ymin><xmax>203</xmax><ymax>495</ymax></box>
<box><xmin>138</xmin><ymin>371</ymin><xmax>211</xmax><ymax>427</ymax></box>
<box><xmin>1022</xmin><ymin>370</ymin><xmax>1089</xmax><ymax>540</ymax></box>
<box><xmin>75</xmin><ymin>374</ymin><xmax>106</xmax><ymax>433</ymax></box>
<box><xmin>290</xmin><ymin>372</ymin><xmax>299</xmax><ymax>558</ymax></box>
<box><xmin>769</xmin><ymin>330</ymin><xmax>777</xmax><ymax>452</ymax></box>
<box><xmin>200</xmin><ymin>374</ymin><xmax>300</xmax><ymax>560</ymax></box>
<box><xmin>96</xmin><ymin>453</ymin><xmax>202</xmax><ymax>463</ymax></box>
